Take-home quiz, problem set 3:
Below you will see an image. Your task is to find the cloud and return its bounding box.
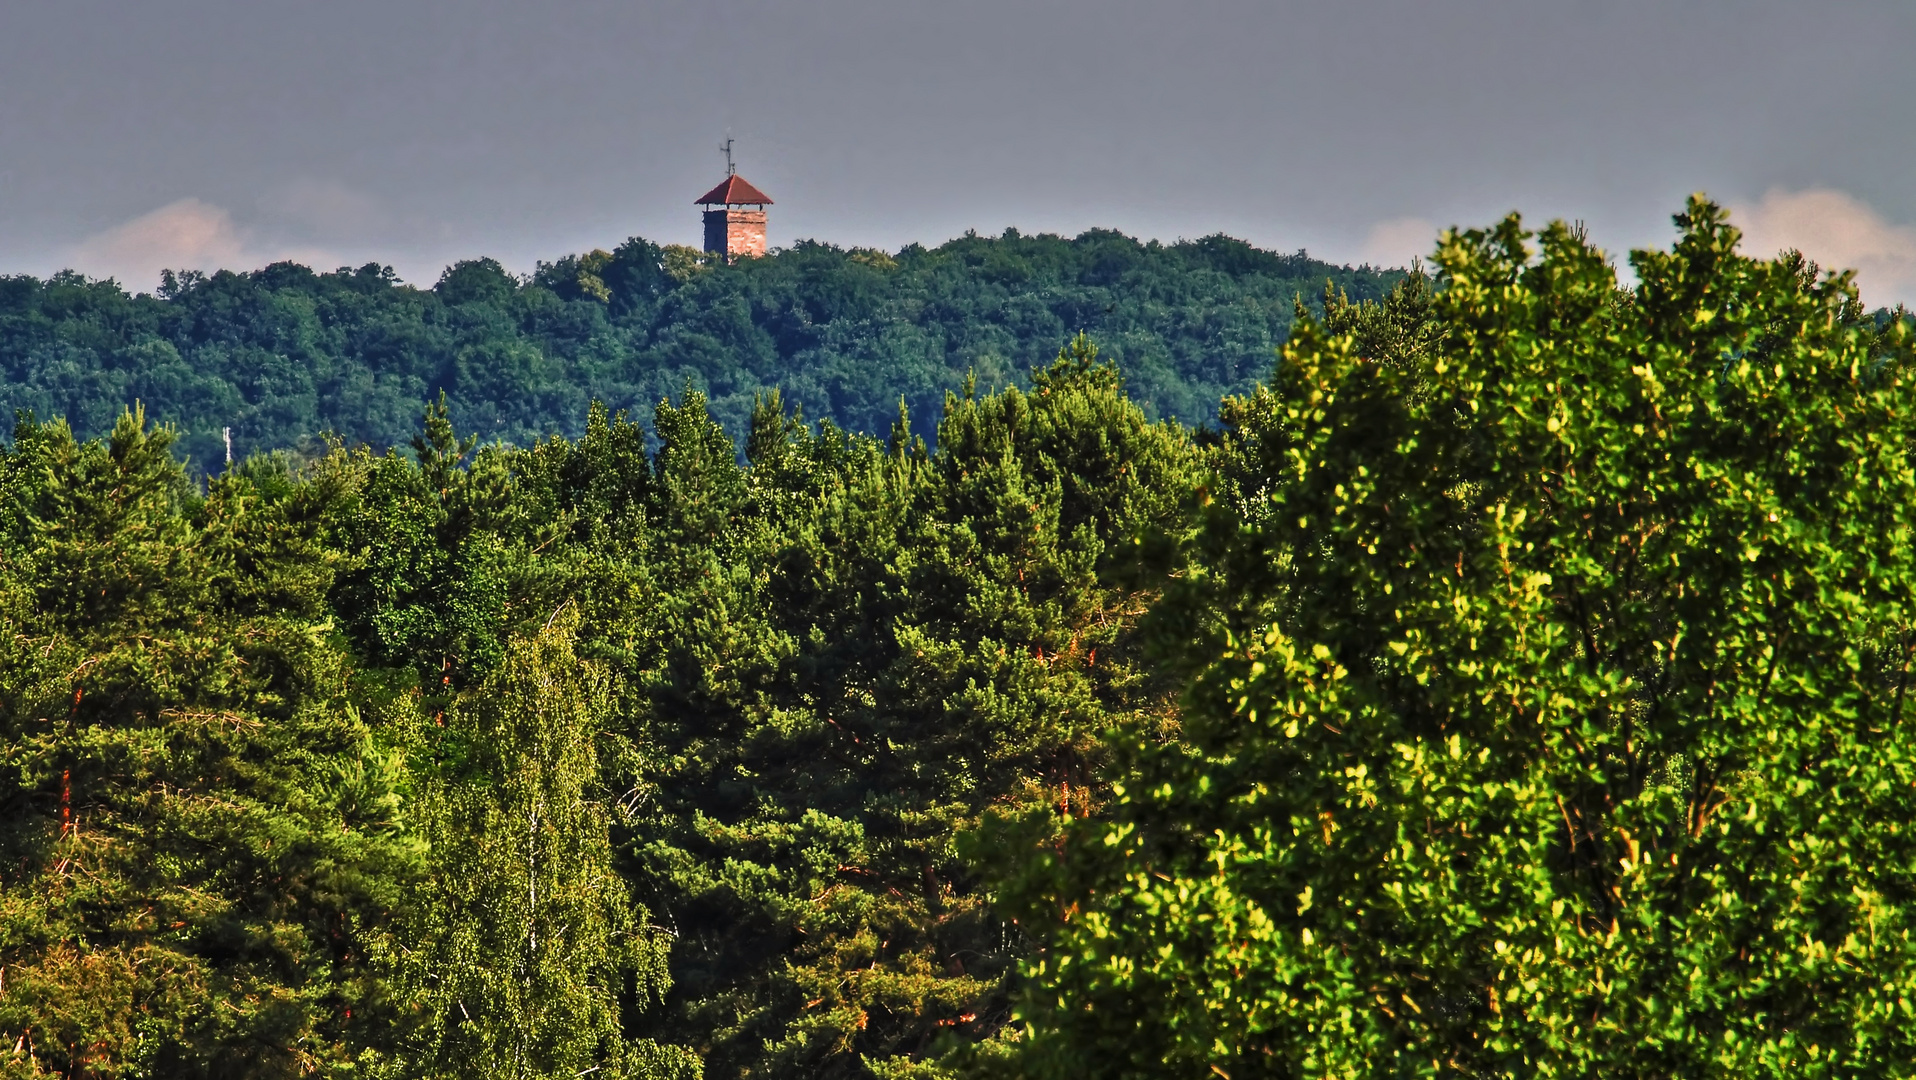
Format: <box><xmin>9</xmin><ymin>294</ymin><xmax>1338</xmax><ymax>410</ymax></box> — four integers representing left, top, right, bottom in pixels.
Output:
<box><xmin>1731</xmin><ymin>188</ymin><xmax>1916</xmax><ymax>307</ymax></box>
<box><xmin>66</xmin><ymin>197</ymin><xmax>350</xmax><ymax>292</ymax></box>
<box><xmin>1357</xmin><ymin>216</ymin><xmax>1437</xmax><ymax>270</ymax></box>
<box><xmin>69</xmin><ymin>199</ymin><xmax>251</xmax><ymax>290</ymax></box>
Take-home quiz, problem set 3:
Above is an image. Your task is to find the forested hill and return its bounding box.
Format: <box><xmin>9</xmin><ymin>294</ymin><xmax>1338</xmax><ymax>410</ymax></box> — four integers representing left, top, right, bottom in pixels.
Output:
<box><xmin>0</xmin><ymin>229</ymin><xmax>1399</xmax><ymax>466</ymax></box>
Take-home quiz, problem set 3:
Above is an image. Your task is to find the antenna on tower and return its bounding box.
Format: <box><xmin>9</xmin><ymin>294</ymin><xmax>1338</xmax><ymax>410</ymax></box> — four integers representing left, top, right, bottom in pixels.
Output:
<box><xmin>720</xmin><ymin>136</ymin><xmax>735</xmax><ymax>176</ymax></box>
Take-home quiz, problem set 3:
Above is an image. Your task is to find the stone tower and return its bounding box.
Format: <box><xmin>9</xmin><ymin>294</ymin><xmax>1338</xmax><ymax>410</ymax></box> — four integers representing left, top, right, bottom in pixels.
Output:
<box><xmin>696</xmin><ymin>173</ymin><xmax>773</xmax><ymax>260</ymax></box>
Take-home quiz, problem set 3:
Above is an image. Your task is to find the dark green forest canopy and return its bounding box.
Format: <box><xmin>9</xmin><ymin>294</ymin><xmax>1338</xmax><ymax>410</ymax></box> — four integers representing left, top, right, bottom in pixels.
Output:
<box><xmin>0</xmin><ymin>229</ymin><xmax>1400</xmax><ymax>467</ymax></box>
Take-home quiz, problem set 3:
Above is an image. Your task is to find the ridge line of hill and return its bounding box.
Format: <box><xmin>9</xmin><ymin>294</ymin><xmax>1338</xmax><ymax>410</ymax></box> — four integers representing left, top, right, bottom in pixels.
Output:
<box><xmin>1</xmin><ymin>228</ymin><xmax>1403</xmax><ymax>466</ymax></box>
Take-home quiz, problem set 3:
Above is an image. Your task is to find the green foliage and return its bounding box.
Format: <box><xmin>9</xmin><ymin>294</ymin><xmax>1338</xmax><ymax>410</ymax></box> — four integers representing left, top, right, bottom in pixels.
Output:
<box><xmin>0</xmin><ymin>409</ymin><xmax>419</xmax><ymax>1077</ymax></box>
<box><xmin>616</xmin><ymin>337</ymin><xmax>1199</xmax><ymax>1080</ymax></box>
<box><xmin>10</xmin><ymin>197</ymin><xmax>1916</xmax><ymax>1080</ymax></box>
<box><xmin>1008</xmin><ymin>198</ymin><xmax>1916</xmax><ymax>1077</ymax></box>
<box><xmin>389</xmin><ymin>614</ymin><xmax>689</xmax><ymax>1080</ymax></box>
<box><xmin>0</xmin><ymin>233</ymin><xmax>1400</xmax><ymax>464</ymax></box>
<box><xmin>324</xmin><ymin>396</ymin><xmax>511</xmax><ymax>690</ymax></box>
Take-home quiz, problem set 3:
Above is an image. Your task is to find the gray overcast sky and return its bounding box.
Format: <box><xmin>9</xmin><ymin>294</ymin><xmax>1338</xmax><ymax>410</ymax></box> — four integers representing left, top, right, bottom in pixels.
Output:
<box><xmin>4</xmin><ymin>0</ymin><xmax>1915</xmax><ymax>302</ymax></box>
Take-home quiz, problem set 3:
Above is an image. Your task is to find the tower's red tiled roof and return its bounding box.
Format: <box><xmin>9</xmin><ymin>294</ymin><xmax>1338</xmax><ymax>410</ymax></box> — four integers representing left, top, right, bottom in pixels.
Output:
<box><xmin>695</xmin><ymin>175</ymin><xmax>774</xmax><ymax>205</ymax></box>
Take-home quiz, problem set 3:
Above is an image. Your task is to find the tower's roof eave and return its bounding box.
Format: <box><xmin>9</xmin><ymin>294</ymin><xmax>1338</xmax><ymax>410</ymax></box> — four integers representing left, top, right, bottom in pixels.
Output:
<box><xmin>695</xmin><ymin>175</ymin><xmax>774</xmax><ymax>205</ymax></box>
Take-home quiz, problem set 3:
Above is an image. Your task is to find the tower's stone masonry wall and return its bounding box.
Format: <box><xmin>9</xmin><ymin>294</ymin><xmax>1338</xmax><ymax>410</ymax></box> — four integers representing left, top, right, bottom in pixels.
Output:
<box><xmin>703</xmin><ymin>208</ymin><xmax>768</xmax><ymax>259</ymax></box>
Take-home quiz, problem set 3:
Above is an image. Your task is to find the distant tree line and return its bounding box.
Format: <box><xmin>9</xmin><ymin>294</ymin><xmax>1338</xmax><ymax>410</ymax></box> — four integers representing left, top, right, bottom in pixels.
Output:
<box><xmin>6</xmin><ymin>201</ymin><xmax>1916</xmax><ymax>1079</ymax></box>
<box><xmin>0</xmin><ymin>230</ymin><xmax>1401</xmax><ymax>467</ymax></box>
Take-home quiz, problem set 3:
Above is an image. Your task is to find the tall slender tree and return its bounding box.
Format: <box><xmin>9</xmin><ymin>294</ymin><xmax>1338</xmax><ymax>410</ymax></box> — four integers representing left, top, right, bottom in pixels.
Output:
<box><xmin>392</xmin><ymin>612</ymin><xmax>691</xmax><ymax>1080</ymax></box>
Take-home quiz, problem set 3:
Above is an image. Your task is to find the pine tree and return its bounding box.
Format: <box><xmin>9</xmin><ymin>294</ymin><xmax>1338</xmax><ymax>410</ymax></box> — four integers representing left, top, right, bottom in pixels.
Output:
<box><xmin>624</xmin><ymin>341</ymin><xmax>1201</xmax><ymax>1079</ymax></box>
<box><xmin>0</xmin><ymin>410</ymin><xmax>419</xmax><ymax>1077</ymax></box>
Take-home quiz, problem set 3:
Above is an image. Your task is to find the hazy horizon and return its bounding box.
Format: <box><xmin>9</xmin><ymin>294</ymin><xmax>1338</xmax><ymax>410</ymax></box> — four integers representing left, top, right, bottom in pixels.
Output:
<box><xmin>5</xmin><ymin>1</ymin><xmax>1914</xmax><ymax>303</ymax></box>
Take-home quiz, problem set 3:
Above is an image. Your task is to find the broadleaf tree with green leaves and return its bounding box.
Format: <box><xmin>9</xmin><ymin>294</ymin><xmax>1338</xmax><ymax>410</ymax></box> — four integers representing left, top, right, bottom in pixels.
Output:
<box><xmin>1005</xmin><ymin>197</ymin><xmax>1916</xmax><ymax>1078</ymax></box>
<box><xmin>389</xmin><ymin>613</ymin><xmax>691</xmax><ymax>1080</ymax></box>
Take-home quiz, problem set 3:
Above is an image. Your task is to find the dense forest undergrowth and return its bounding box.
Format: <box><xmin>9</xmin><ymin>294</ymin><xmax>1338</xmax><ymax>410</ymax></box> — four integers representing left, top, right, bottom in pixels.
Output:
<box><xmin>9</xmin><ymin>200</ymin><xmax>1916</xmax><ymax>1079</ymax></box>
<box><xmin>0</xmin><ymin>229</ymin><xmax>1401</xmax><ymax>468</ymax></box>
